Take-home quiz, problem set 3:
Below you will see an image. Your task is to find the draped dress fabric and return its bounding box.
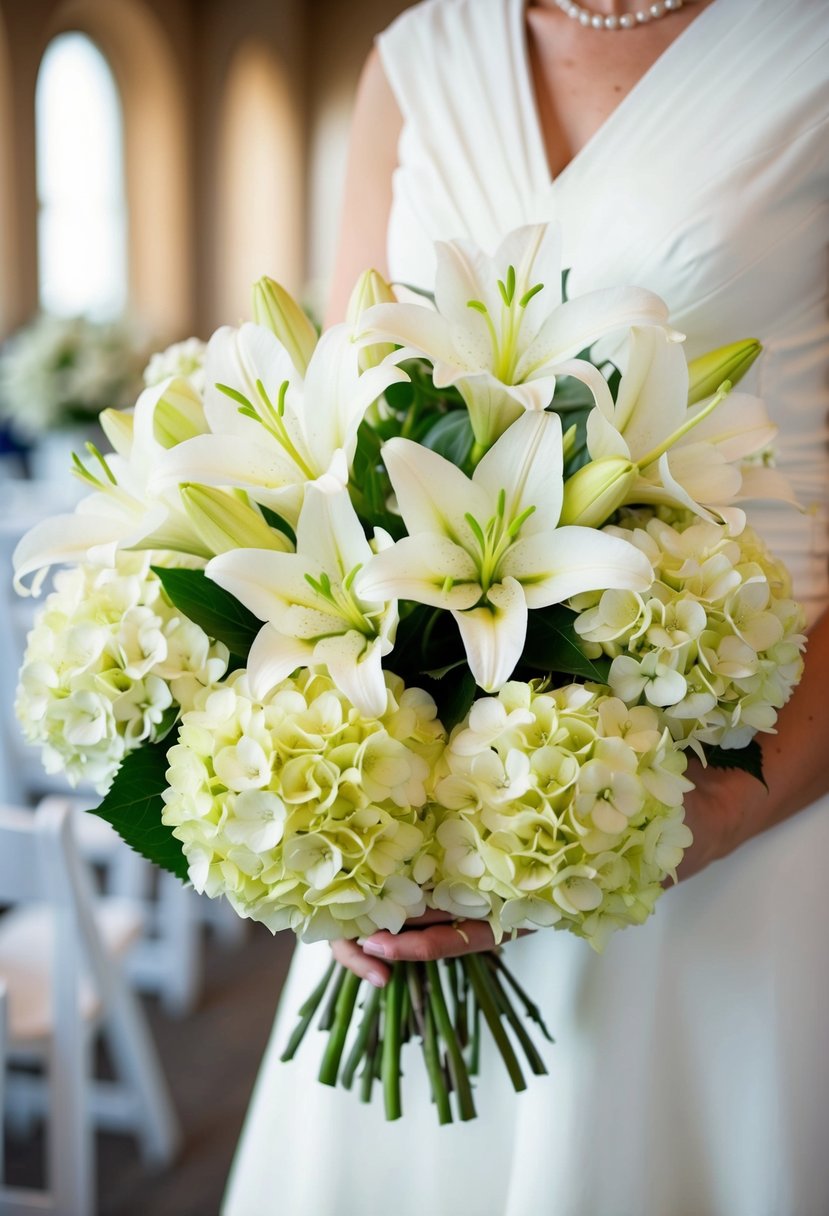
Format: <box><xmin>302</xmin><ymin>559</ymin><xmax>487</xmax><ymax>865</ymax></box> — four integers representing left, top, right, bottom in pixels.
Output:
<box><xmin>223</xmin><ymin>2</ymin><xmax>829</xmax><ymax>1212</ymax></box>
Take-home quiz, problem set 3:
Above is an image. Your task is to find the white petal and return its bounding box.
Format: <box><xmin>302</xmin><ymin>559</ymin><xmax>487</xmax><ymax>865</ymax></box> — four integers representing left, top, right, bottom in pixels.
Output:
<box><xmin>13</xmin><ymin>512</ymin><xmax>126</xmax><ymax>595</ymax></box>
<box><xmin>549</xmin><ymin>358</ymin><xmax>615</xmax><ymax>418</ymax></box>
<box><xmin>296</xmin><ymin>484</ymin><xmax>373</xmax><ymax>581</ymax></box>
<box><xmin>612</xmin><ymin>326</ymin><xmax>687</xmax><ymax>458</ymax></box>
<box><xmin>492</xmin><ymin>222</ymin><xmax>563</xmax><ymax>338</ymax></box>
<box><xmin>381</xmin><ymin>437</ymin><xmax>490</xmax><ymax>545</ymax></box>
<box><xmin>203</xmin><ymin>323</ymin><xmax>296</xmax><ymax>438</ymax></box>
<box><xmin>586</xmin><ymin>407</ymin><xmax>631</xmax><ymax>460</ymax></box>
<box><xmin>503</xmin><ymin>527</ymin><xmax>653</xmax><ymax>608</ymax></box>
<box><xmin>302</xmin><ymin>324</ymin><xmax>408</xmax><ymax>474</ymax></box>
<box><xmin>517</xmin><ymin>288</ymin><xmax>671</xmax><ymax>380</ymax></box>
<box><xmin>206</xmin><ymin>549</ymin><xmax>334</xmax><ymax>628</ymax></box>
<box><xmin>683</xmin><ymin>392</ymin><xmax>776</xmax><ymax>461</ymax></box>
<box><xmin>356</xmin><ymin>535</ymin><xmax>481</xmax><ymax>610</ymax></box>
<box><xmin>361</xmin><ymin>302</ymin><xmax>460</xmax><ymax>366</ymax></box>
<box><xmin>473</xmin><ymin>410</ymin><xmax>564</xmax><ymax>534</ymax></box>
<box><xmin>315</xmin><ymin>633</ymin><xmax>388</xmax><ymax>717</ymax></box>
<box><xmin>247</xmin><ymin>625</ymin><xmax>314</xmax><ymax>699</ymax></box>
<box><xmin>150</xmin><ymin>433</ymin><xmax>306</xmax><ymax>498</ymax></box>
<box><xmin>453</xmin><ymin>577</ymin><xmax>528</xmax><ymax>692</ymax></box>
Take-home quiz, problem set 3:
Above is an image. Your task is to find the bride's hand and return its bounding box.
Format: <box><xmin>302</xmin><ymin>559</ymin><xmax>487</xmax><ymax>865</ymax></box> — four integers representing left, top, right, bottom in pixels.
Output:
<box><xmin>673</xmin><ymin>758</ymin><xmax>758</xmax><ymax>882</ymax></box>
<box><xmin>331</xmin><ymin>910</ymin><xmax>533</xmax><ymax>988</ymax></box>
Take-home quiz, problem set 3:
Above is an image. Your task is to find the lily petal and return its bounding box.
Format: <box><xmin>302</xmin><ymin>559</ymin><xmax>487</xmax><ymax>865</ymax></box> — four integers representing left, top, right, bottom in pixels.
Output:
<box><xmin>356</xmin><ymin>534</ymin><xmax>481</xmax><ymax>611</ymax></box>
<box><xmin>517</xmin><ymin>287</ymin><xmax>671</xmax><ymax>381</ymax></box>
<box><xmin>203</xmin><ymin>323</ymin><xmax>296</xmax><ymax>439</ymax></box>
<box><xmin>473</xmin><ymin>410</ymin><xmax>564</xmax><ymax>534</ymax></box>
<box><xmin>315</xmin><ymin>632</ymin><xmax>388</xmax><ymax>717</ymax></box>
<box><xmin>247</xmin><ymin>625</ymin><xmax>314</xmax><ymax>700</ymax></box>
<box><xmin>453</xmin><ymin>577</ymin><xmax>528</xmax><ymax>691</ymax></box>
<box><xmin>502</xmin><ymin>527</ymin><xmax>653</xmax><ymax>607</ymax></box>
<box><xmin>295</xmin><ymin>484</ymin><xmax>373</xmax><ymax>585</ymax></box>
<box><xmin>381</xmin><ymin>437</ymin><xmax>490</xmax><ymax>546</ymax></box>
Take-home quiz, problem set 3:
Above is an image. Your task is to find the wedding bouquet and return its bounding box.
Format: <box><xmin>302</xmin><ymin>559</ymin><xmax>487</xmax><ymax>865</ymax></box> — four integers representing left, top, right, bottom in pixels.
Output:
<box><xmin>0</xmin><ymin>312</ymin><xmax>150</xmax><ymax>441</ymax></box>
<box><xmin>13</xmin><ymin>223</ymin><xmax>805</xmax><ymax>1123</ymax></box>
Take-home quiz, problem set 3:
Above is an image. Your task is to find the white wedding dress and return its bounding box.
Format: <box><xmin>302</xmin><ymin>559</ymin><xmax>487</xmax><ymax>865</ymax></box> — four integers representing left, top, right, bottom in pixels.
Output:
<box><xmin>223</xmin><ymin>1</ymin><xmax>829</xmax><ymax>1212</ymax></box>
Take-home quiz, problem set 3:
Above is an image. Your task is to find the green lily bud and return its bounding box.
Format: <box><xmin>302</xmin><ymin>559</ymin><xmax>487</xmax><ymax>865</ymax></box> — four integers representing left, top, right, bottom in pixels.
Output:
<box><xmin>562</xmin><ymin>423</ymin><xmax>578</xmax><ymax>462</ymax></box>
<box><xmin>180</xmin><ymin>484</ymin><xmax>292</xmax><ymax>555</ymax></box>
<box><xmin>99</xmin><ymin>407</ymin><xmax>134</xmax><ymax>458</ymax></box>
<box><xmin>152</xmin><ymin>382</ymin><xmax>208</xmax><ymax>448</ymax></box>
<box><xmin>347</xmin><ymin>268</ymin><xmax>397</xmax><ymax>370</ymax></box>
<box><xmin>559</xmin><ymin>457</ymin><xmax>637</xmax><ymax>528</ymax></box>
<box><xmin>687</xmin><ymin>338</ymin><xmax>761</xmax><ymax>405</ymax></box>
<box><xmin>252</xmin><ymin>276</ymin><xmax>318</xmax><ymax>374</ymax></box>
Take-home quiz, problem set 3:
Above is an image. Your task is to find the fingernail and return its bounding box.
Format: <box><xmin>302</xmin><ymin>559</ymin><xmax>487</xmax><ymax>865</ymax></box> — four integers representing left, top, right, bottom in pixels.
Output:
<box><xmin>362</xmin><ymin>940</ymin><xmax>387</xmax><ymax>957</ymax></box>
<box><xmin>367</xmin><ymin>970</ymin><xmax>387</xmax><ymax>988</ymax></box>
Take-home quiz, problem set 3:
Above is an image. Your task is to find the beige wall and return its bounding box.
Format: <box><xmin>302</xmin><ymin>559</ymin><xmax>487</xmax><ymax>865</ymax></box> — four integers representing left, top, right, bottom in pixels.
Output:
<box><xmin>0</xmin><ymin>0</ymin><xmax>418</xmax><ymax>341</ymax></box>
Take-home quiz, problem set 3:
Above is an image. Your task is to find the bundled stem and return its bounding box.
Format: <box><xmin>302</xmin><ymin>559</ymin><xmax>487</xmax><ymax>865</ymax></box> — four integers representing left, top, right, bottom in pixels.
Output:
<box><xmin>283</xmin><ymin>949</ymin><xmax>552</xmax><ymax>1124</ymax></box>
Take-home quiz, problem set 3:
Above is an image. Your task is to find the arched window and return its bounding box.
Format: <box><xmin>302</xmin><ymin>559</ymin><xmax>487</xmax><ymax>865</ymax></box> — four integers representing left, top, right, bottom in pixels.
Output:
<box><xmin>35</xmin><ymin>32</ymin><xmax>127</xmax><ymax>319</ymax></box>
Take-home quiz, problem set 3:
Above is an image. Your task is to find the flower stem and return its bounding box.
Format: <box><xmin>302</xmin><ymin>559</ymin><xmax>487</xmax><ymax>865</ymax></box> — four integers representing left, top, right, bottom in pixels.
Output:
<box><xmin>382</xmin><ymin>965</ymin><xmax>405</xmax><ymax>1121</ymax></box>
<box><xmin>423</xmin><ymin>997</ymin><xmax>453</xmax><ymax>1124</ymax></box>
<box><xmin>426</xmin><ymin>961</ymin><xmax>477</xmax><ymax>1121</ymax></box>
<box><xmin>318</xmin><ymin>970</ymin><xmax>361</xmax><ymax>1087</ymax></box>
<box><xmin>340</xmin><ymin>984</ymin><xmax>382</xmax><ymax>1090</ymax></box>
<box><xmin>359</xmin><ymin>1008</ymin><xmax>381</xmax><ymax>1105</ymax></box>
<box><xmin>280</xmin><ymin>960</ymin><xmax>336</xmax><ymax>1062</ymax></box>
<box><xmin>485</xmin><ymin>965</ymin><xmax>548</xmax><ymax>1076</ymax></box>
<box><xmin>318</xmin><ymin>965</ymin><xmax>347</xmax><ymax>1032</ymax></box>
<box><xmin>487</xmin><ymin>952</ymin><xmax>555</xmax><ymax>1042</ymax></box>
<box><xmin>465</xmin><ymin>954</ymin><xmax>526</xmax><ymax>1092</ymax></box>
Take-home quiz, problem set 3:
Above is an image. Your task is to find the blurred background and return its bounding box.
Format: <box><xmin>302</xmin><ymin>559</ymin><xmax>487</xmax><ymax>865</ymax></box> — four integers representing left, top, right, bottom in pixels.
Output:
<box><xmin>0</xmin><ymin>2</ymin><xmax>417</xmax><ymax>1213</ymax></box>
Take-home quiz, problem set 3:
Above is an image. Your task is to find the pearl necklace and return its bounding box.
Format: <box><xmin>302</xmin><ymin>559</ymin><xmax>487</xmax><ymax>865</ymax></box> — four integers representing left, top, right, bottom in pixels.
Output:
<box><xmin>552</xmin><ymin>0</ymin><xmax>691</xmax><ymax>30</ymax></box>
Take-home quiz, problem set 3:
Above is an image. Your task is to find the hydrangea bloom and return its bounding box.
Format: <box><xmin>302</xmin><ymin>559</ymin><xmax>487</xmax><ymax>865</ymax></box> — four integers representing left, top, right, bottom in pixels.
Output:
<box><xmin>422</xmin><ymin>681</ymin><xmax>693</xmax><ymax>951</ymax></box>
<box><xmin>571</xmin><ymin>509</ymin><xmax>807</xmax><ymax>751</ymax></box>
<box><xmin>15</xmin><ymin>553</ymin><xmax>228</xmax><ymax>791</ymax></box>
<box><xmin>143</xmin><ymin>337</ymin><xmax>207</xmax><ymax>395</ymax></box>
<box><xmin>161</xmin><ymin>668</ymin><xmax>447</xmax><ymax>940</ymax></box>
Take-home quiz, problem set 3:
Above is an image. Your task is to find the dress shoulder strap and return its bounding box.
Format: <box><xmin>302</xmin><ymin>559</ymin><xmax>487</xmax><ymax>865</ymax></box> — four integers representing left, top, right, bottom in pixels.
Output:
<box><xmin>377</xmin><ymin>0</ymin><xmax>551</xmax><ymax>254</ymax></box>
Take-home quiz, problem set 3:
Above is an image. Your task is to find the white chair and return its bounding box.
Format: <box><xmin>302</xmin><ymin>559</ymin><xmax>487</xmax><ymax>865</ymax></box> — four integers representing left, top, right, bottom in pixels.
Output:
<box><xmin>0</xmin><ymin>503</ymin><xmax>244</xmax><ymax>1015</ymax></box>
<box><xmin>0</xmin><ymin>800</ymin><xmax>180</xmax><ymax>1216</ymax></box>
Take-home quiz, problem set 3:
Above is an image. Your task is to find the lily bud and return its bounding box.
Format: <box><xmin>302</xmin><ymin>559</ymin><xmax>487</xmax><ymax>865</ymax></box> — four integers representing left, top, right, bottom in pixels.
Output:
<box><xmin>100</xmin><ymin>407</ymin><xmax>135</xmax><ymax>458</ymax></box>
<box><xmin>687</xmin><ymin>339</ymin><xmax>761</xmax><ymax>405</ymax></box>
<box><xmin>252</xmin><ymin>276</ymin><xmax>317</xmax><ymax>375</ymax></box>
<box><xmin>180</xmin><ymin>484</ymin><xmax>293</xmax><ymax>555</ymax></box>
<box><xmin>347</xmin><ymin>269</ymin><xmax>397</xmax><ymax>370</ymax></box>
<box><xmin>560</xmin><ymin>457</ymin><xmax>637</xmax><ymax>528</ymax></box>
<box><xmin>151</xmin><ymin>381</ymin><xmax>209</xmax><ymax>448</ymax></box>
<box><xmin>562</xmin><ymin>423</ymin><xmax>578</xmax><ymax>462</ymax></box>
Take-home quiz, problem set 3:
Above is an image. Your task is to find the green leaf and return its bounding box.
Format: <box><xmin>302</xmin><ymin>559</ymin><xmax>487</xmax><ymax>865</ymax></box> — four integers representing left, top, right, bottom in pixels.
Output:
<box><xmin>704</xmin><ymin>739</ymin><xmax>767</xmax><ymax>788</ymax></box>
<box><xmin>258</xmin><ymin>504</ymin><xmax>296</xmax><ymax>547</ymax></box>
<box><xmin>421</xmin><ymin>411</ymin><xmax>474</xmax><ymax>467</ymax></box>
<box><xmin>420</xmin><ymin>666</ymin><xmax>477</xmax><ymax>733</ymax></box>
<box><xmin>90</xmin><ymin>743</ymin><xmax>189</xmax><ymax>880</ymax></box>
<box><xmin>520</xmin><ymin>606</ymin><xmax>610</xmax><ymax>683</ymax></box>
<box><xmin>152</xmin><ymin>566</ymin><xmax>260</xmax><ymax>662</ymax></box>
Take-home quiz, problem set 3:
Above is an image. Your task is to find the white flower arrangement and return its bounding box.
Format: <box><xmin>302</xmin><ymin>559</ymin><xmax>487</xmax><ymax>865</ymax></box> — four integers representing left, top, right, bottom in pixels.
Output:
<box><xmin>16</xmin><ymin>552</ymin><xmax>228</xmax><ymax>791</ymax></box>
<box><xmin>161</xmin><ymin>667</ymin><xmax>446</xmax><ymax>939</ymax></box>
<box><xmin>11</xmin><ymin>222</ymin><xmax>807</xmax><ymax>1124</ymax></box>
<box><xmin>572</xmin><ymin>509</ymin><xmax>806</xmax><ymax>752</ymax></box>
<box><xmin>424</xmin><ymin>681</ymin><xmax>692</xmax><ymax>951</ymax></box>
<box><xmin>0</xmin><ymin>313</ymin><xmax>148</xmax><ymax>440</ymax></box>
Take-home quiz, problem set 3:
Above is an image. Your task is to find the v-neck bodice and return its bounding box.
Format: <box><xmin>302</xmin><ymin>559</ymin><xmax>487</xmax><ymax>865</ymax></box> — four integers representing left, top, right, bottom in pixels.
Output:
<box><xmin>377</xmin><ymin>0</ymin><xmax>829</xmax><ymax>621</ymax></box>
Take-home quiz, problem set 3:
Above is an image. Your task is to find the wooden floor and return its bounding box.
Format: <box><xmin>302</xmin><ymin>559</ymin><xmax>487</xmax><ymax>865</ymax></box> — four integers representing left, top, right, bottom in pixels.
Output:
<box><xmin>4</xmin><ymin>921</ymin><xmax>297</xmax><ymax>1216</ymax></box>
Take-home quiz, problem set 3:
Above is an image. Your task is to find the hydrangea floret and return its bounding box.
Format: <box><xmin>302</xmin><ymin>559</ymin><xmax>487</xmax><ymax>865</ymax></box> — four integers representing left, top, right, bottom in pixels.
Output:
<box><xmin>161</xmin><ymin>667</ymin><xmax>447</xmax><ymax>940</ymax></box>
<box><xmin>15</xmin><ymin>552</ymin><xmax>229</xmax><ymax>791</ymax></box>
<box><xmin>422</xmin><ymin>680</ymin><xmax>693</xmax><ymax>951</ymax></box>
<box><xmin>571</xmin><ymin>508</ymin><xmax>807</xmax><ymax>751</ymax></box>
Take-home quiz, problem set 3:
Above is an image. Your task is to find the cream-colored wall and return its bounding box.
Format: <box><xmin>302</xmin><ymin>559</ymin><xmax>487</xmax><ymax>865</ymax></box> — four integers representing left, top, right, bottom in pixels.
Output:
<box><xmin>0</xmin><ymin>0</ymin><xmax>417</xmax><ymax>341</ymax></box>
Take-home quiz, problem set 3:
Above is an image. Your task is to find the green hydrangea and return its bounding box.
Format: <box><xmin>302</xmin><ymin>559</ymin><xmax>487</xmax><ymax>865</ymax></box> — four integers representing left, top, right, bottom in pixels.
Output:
<box><xmin>16</xmin><ymin>553</ymin><xmax>228</xmax><ymax>792</ymax></box>
<box><xmin>572</xmin><ymin>508</ymin><xmax>806</xmax><ymax>752</ymax></box>
<box><xmin>161</xmin><ymin>668</ymin><xmax>447</xmax><ymax>940</ymax></box>
<box><xmin>422</xmin><ymin>681</ymin><xmax>692</xmax><ymax>952</ymax></box>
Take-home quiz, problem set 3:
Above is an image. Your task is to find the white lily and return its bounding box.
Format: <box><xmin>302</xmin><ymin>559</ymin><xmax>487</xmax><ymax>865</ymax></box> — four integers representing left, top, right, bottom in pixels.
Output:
<box><xmin>355</xmin><ymin>411</ymin><xmax>653</xmax><ymax>692</ymax></box>
<box><xmin>584</xmin><ymin>327</ymin><xmax>791</xmax><ymax>526</ymax></box>
<box><xmin>150</xmin><ymin>322</ymin><xmax>408</xmax><ymax>527</ymax></box>
<box><xmin>206</xmin><ymin>485</ymin><xmax>397</xmax><ymax>716</ymax></box>
<box><xmin>360</xmin><ymin>222</ymin><xmax>672</xmax><ymax>453</ymax></box>
<box><xmin>13</xmin><ymin>377</ymin><xmax>210</xmax><ymax>595</ymax></box>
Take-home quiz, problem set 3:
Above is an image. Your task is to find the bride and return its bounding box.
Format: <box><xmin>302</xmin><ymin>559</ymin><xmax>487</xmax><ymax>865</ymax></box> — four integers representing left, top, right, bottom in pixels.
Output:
<box><xmin>224</xmin><ymin>1</ymin><xmax>829</xmax><ymax>1212</ymax></box>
